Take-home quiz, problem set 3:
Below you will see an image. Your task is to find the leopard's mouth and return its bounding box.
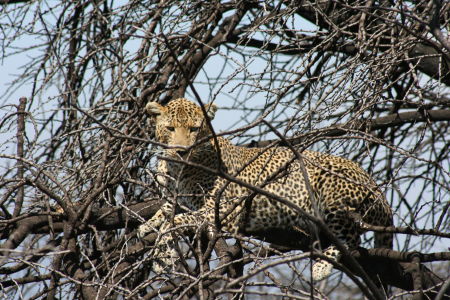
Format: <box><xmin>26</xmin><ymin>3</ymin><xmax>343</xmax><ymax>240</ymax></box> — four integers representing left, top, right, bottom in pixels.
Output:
<box><xmin>165</xmin><ymin>147</ymin><xmax>192</xmax><ymax>160</ymax></box>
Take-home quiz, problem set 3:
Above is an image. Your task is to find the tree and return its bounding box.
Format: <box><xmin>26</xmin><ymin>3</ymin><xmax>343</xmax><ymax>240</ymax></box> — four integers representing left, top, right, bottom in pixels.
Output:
<box><xmin>1</xmin><ymin>0</ymin><xmax>449</xmax><ymax>299</ymax></box>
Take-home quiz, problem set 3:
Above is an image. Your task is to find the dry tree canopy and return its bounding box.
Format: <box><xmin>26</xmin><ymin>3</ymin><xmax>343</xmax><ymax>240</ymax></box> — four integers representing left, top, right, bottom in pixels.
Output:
<box><xmin>0</xmin><ymin>1</ymin><xmax>449</xmax><ymax>299</ymax></box>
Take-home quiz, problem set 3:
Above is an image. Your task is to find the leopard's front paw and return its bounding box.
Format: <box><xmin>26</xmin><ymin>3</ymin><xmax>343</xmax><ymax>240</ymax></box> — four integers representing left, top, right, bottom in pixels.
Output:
<box><xmin>137</xmin><ymin>222</ymin><xmax>155</xmax><ymax>239</ymax></box>
<box><xmin>137</xmin><ymin>217</ymin><xmax>166</xmax><ymax>239</ymax></box>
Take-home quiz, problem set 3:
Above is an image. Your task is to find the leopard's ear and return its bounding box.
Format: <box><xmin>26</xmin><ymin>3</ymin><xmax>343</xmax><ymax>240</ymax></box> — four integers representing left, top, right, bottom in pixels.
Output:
<box><xmin>145</xmin><ymin>102</ymin><xmax>166</xmax><ymax>116</ymax></box>
<box><xmin>205</xmin><ymin>103</ymin><xmax>217</xmax><ymax>120</ymax></box>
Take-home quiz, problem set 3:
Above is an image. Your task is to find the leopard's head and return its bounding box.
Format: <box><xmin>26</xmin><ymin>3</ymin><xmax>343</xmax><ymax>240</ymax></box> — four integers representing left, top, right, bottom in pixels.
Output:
<box><xmin>146</xmin><ymin>98</ymin><xmax>217</xmax><ymax>157</ymax></box>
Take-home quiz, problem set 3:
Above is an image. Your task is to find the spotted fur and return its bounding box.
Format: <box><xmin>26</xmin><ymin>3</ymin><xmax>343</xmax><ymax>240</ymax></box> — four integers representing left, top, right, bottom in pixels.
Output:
<box><xmin>138</xmin><ymin>98</ymin><xmax>393</xmax><ymax>280</ymax></box>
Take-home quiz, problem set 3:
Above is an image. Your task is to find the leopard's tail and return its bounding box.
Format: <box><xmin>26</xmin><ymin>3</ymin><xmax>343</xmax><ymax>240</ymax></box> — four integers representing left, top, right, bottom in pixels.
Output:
<box><xmin>374</xmin><ymin>209</ymin><xmax>393</xmax><ymax>249</ymax></box>
<box><xmin>374</xmin><ymin>231</ymin><xmax>393</xmax><ymax>249</ymax></box>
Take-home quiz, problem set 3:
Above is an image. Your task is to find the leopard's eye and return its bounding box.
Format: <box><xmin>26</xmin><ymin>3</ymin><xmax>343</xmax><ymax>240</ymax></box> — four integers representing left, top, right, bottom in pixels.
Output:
<box><xmin>190</xmin><ymin>127</ymin><xmax>200</xmax><ymax>132</ymax></box>
<box><xmin>166</xmin><ymin>126</ymin><xmax>175</xmax><ymax>132</ymax></box>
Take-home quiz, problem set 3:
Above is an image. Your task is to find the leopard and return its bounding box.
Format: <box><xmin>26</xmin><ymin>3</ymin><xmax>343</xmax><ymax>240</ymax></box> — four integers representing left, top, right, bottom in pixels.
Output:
<box><xmin>138</xmin><ymin>97</ymin><xmax>393</xmax><ymax>281</ymax></box>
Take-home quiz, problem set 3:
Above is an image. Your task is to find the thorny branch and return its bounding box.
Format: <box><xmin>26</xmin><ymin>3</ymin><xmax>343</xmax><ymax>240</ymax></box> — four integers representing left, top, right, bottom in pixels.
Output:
<box><xmin>0</xmin><ymin>1</ymin><xmax>449</xmax><ymax>299</ymax></box>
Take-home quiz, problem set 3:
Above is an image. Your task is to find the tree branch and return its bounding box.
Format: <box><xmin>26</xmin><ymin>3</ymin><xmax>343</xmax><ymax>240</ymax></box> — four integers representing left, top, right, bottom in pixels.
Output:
<box><xmin>247</xmin><ymin>109</ymin><xmax>450</xmax><ymax>148</ymax></box>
